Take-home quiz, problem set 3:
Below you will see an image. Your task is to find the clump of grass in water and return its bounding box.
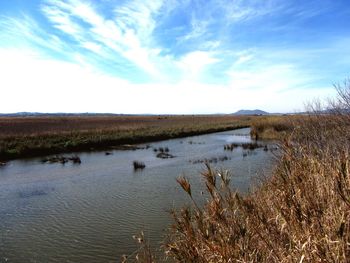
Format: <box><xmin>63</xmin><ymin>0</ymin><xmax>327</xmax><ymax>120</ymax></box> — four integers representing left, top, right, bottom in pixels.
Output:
<box><xmin>190</xmin><ymin>156</ymin><xmax>230</xmax><ymax>164</ymax></box>
<box><xmin>133</xmin><ymin>161</ymin><xmax>146</xmax><ymax>170</ymax></box>
<box><xmin>224</xmin><ymin>142</ymin><xmax>263</xmax><ymax>151</ymax></box>
<box><xmin>156</xmin><ymin>152</ymin><xmax>175</xmax><ymax>159</ymax></box>
<box><xmin>41</xmin><ymin>155</ymin><xmax>81</xmax><ymax>164</ymax></box>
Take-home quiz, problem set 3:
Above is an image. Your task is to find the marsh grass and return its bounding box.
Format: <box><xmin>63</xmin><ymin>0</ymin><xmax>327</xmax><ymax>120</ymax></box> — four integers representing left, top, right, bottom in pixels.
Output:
<box><xmin>121</xmin><ymin>232</ymin><xmax>155</xmax><ymax>263</ymax></box>
<box><xmin>133</xmin><ymin>161</ymin><xmax>146</xmax><ymax>170</ymax></box>
<box><xmin>224</xmin><ymin>142</ymin><xmax>264</xmax><ymax>151</ymax></box>
<box><xmin>156</xmin><ymin>152</ymin><xmax>175</xmax><ymax>159</ymax></box>
<box><xmin>0</xmin><ymin>115</ymin><xmax>252</xmax><ymax>161</ymax></box>
<box><xmin>250</xmin><ymin>115</ymin><xmax>295</xmax><ymax>140</ymax></box>
<box><xmin>128</xmin><ymin>82</ymin><xmax>350</xmax><ymax>262</ymax></box>
<box><xmin>190</xmin><ymin>156</ymin><xmax>230</xmax><ymax>164</ymax></box>
<box><xmin>41</xmin><ymin>155</ymin><xmax>81</xmax><ymax>164</ymax></box>
<box><xmin>164</xmin><ymin>121</ymin><xmax>350</xmax><ymax>262</ymax></box>
<box><xmin>163</xmin><ymin>84</ymin><xmax>350</xmax><ymax>262</ymax></box>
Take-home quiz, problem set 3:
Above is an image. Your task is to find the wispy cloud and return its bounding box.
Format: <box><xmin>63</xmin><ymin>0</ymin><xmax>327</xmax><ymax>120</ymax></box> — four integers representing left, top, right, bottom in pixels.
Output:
<box><xmin>41</xmin><ymin>0</ymin><xmax>166</xmax><ymax>76</ymax></box>
<box><xmin>0</xmin><ymin>15</ymin><xmax>67</xmax><ymax>54</ymax></box>
<box><xmin>177</xmin><ymin>51</ymin><xmax>220</xmax><ymax>81</ymax></box>
<box><xmin>0</xmin><ymin>0</ymin><xmax>349</xmax><ymax>113</ymax></box>
<box><xmin>182</xmin><ymin>15</ymin><xmax>210</xmax><ymax>41</ymax></box>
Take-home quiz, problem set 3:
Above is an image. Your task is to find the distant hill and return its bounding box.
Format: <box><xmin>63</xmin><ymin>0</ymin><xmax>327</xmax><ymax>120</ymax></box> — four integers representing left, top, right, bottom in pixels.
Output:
<box><xmin>0</xmin><ymin>111</ymin><xmax>274</xmax><ymax>117</ymax></box>
<box><xmin>233</xmin><ymin>109</ymin><xmax>269</xmax><ymax>116</ymax></box>
<box><xmin>0</xmin><ymin>112</ymin><xmax>123</xmax><ymax>117</ymax></box>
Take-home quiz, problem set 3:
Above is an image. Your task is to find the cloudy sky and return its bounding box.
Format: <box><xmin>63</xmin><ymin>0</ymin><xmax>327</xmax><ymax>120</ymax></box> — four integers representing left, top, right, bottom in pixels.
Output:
<box><xmin>0</xmin><ymin>0</ymin><xmax>349</xmax><ymax>114</ymax></box>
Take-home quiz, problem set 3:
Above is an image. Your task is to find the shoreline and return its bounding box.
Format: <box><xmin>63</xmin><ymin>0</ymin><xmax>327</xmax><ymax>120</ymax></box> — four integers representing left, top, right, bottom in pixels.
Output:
<box><xmin>0</xmin><ymin>125</ymin><xmax>249</xmax><ymax>162</ymax></box>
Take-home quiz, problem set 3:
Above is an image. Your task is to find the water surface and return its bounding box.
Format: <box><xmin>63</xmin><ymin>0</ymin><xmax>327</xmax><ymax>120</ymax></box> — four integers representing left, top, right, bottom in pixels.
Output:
<box><xmin>0</xmin><ymin>128</ymin><xmax>276</xmax><ymax>262</ymax></box>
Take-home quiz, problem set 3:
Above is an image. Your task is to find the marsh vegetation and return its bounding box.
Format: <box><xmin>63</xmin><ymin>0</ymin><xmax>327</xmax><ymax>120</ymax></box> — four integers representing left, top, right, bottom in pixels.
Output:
<box><xmin>133</xmin><ymin>161</ymin><xmax>146</xmax><ymax>170</ymax></box>
<box><xmin>3</xmin><ymin>82</ymin><xmax>349</xmax><ymax>262</ymax></box>
<box><xmin>41</xmin><ymin>155</ymin><xmax>81</xmax><ymax>164</ymax></box>
<box><xmin>224</xmin><ymin>142</ymin><xmax>264</xmax><ymax>151</ymax></box>
<box><xmin>125</xmin><ymin>82</ymin><xmax>350</xmax><ymax>263</ymax></box>
<box><xmin>0</xmin><ymin>115</ymin><xmax>253</xmax><ymax>161</ymax></box>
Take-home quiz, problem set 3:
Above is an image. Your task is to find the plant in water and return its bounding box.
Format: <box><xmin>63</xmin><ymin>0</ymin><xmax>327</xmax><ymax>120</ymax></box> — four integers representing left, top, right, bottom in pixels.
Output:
<box><xmin>121</xmin><ymin>232</ymin><xmax>155</xmax><ymax>263</ymax></box>
<box><xmin>133</xmin><ymin>161</ymin><xmax>146</xmax><ymax>170</ymax></box>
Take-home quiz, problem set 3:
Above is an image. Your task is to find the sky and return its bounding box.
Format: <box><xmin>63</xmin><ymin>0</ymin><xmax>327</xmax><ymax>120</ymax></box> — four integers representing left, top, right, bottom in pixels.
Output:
<box><xmin>0</xmin><ymin>0</ymin><xmax>349</xmax><ymax>114</ymax></box>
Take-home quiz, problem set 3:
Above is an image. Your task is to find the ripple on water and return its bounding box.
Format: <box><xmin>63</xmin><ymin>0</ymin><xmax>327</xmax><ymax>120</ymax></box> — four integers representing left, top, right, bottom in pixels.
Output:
<box><xmin>0</xmin><ymin>128</ymin><xmax>276</xmax><ymax>262</ymax></box>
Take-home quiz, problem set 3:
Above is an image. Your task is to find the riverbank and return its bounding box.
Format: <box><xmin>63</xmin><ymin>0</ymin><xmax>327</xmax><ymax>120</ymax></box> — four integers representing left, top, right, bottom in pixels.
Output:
<box><xmin>161</xmin><ymin>97</ymin><xmax>350</xmax><ymax>261</ymax></box>
<box><xmin>164</xmin><ymin>118</ymin><xmax>350</xmax><ymax>262</ymax></box>
<box><xmin>0</xmin><ymin>115</ymin><xmax>256</xmax><ymax>161</ymax></box>
<box><xmin>250</xmin><ymin>115</ymin><xmax>297</xmax><ymax>140</ymax></box>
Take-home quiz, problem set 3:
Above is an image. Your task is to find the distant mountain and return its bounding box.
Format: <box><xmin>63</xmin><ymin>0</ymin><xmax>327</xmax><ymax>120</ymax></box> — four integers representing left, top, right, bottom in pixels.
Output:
<box><xmin>233</xmin><ymin>109</ymin><xmax>269</xmax><ymax>116</ymax></box>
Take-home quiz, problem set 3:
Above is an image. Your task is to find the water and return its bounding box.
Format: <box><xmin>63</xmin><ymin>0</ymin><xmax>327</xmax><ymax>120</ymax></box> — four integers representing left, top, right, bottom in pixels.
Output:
<box><xmin>0</xmin><ymin>128</ymin><xmax>276</xmax><ymax>262</ymax></box>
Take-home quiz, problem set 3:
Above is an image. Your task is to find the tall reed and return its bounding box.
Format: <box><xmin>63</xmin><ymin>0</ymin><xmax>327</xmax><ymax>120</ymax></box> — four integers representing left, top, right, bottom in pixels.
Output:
<box><xmin>128</xmin><ymin>81</ymin><xmax>350</xmax><ymax>262</ymax></box>
<box><xmin>163</xmin><ymin>83</ymin><xmax>350</xmax><ymax>262</ymax></box>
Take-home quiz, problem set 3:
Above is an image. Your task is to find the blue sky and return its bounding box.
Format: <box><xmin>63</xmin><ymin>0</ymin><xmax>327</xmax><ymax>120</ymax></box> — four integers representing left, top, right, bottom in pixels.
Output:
<box><xmin>0</xmin><ymin>0</ymin><xmax>349</xmax><ymax>113</ymax></box>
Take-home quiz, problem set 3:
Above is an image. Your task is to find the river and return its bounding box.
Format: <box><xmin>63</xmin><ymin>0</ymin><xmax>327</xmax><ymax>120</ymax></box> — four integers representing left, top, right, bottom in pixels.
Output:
<box><xmin>0</xmin><ymin>128</ymin><xmax>276</xmax><ymax>262</ymax></box>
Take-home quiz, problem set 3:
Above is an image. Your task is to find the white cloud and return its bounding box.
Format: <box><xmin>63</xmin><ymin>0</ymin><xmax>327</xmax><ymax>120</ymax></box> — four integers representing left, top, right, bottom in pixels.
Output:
<box><xmin>0</xmin><ymin>49</ymin><xmax>223</xmax><ymax>114</ymax></box>
<box><xmin>225</xmin><ymin>61</ymin><xmax>337</xmax><ymax>112</ymax></box>
<box><xmin>41</xmin><ymin>0</ymin><xmax>165</xmax><ymax>77</ymax></box>
<box><xmin>201</xmin><ymin>41</ymin><xmax>221</xmax><ymax>50</ymax></box>
<box><xmin>234</xmin><ymin>53</ymin><xmax>254</xmax><ymax>66</ymax></box>
<box><xmin>182</xmin><ymin>16</ymin><xmax>210</xmax><ymax>41</ymax></box>
<box><xmin>0</xmin><ymin>0</ymin><xmax>344</xmax><ymax>114</ymax></box>
<box><xmin>81</xmin><ymin>42</ymin><xmax>103</xmax><ymax>54</ymax></box>
<box><xmin>41</xmin><ymin>4</ymin><xmax>82</xmax><ymax>36</ymax></box>
<box><xmin>211</xmin><ymin>0</ymin><xmax>295</xmax><ymax>24</ymax></box>
<box><xmin>228</xmin><ymin>64</ymin><xmax>299</xmax><ymax>91</ymax></box>
<box><xmin>0</xmin><ymin>15</ymin><xmax>66</xmax><ymax>52</ymax></box>
<box><xmin>176</xmin><ymin>51</ymin><xmax>220</xmax><ymax>81</ymax></box>
<box><xmin>0</xmin><ymin>48</ymin><xmax>335</xmax><ymax>114</ymax></box>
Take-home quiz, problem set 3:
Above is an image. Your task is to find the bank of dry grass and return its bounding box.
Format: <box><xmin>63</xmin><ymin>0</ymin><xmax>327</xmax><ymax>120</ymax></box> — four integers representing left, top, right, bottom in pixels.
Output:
<box><xmin>0</xmin><ymin>115</ymin><xmax>252</xmax><ymax>161</ymax></box>
<box><xmin>165</xmin><ymin>124</ymin><xmax>349</xmax><ymax>262</ymax></box>
<box><xmin>250</xmin><ymin>115</ymin><xmax>296</xmax><ymax>140</ymax></box>
<box><xmin>125</xmin><ymin>83</ymin><xmax>350</xmax><ymax>262</ymax></box>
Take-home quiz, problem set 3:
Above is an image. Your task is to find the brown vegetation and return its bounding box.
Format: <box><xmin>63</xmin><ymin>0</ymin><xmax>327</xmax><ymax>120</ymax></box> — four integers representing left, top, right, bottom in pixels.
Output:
<box><xmin>163</xmin><ymin>85</ymin><xmax>350</xmax><ymax>262</ymax></box>
<box><xmin>250</xmin><ymin>115</ymin><xmax>296</xmax><ymax>140</ymax></box>
<box><xmin>126</xmin><ymin>81</ymin><xmax>350</xmax><ymax>262</ymax></box>
<box><xmin>0</xmin><ymin>115</ymin><xmax>252</xmax><ymax>161</ymax></box>
<box><xmin>224</xmin><ymin>142</ymin><xmax>264</xmax><ymax>151</ymax></box>
<box><xmin>41</xmin><ymin>155</ymin><xmax>81</xmax><ymax>164</ymax></box>
<box><xmin>133</xmin><ymin>161</ymin><xmax>146</xmax><ymax>170</ymax></box>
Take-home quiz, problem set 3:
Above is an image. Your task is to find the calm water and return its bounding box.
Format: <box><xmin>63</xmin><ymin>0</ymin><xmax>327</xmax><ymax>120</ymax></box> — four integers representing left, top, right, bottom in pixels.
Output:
<box><xmin>0</xmin><ymin>128</ymin><xmax>276</xmax><ymax>262</ymax></box>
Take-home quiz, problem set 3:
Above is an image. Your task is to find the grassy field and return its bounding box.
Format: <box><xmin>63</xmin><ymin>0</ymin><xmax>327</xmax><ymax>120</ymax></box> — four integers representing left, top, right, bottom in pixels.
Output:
<box><xmin>0</xmin><ymin>115</ymin><xmax>255</xmax><ymax>161</ymax></box>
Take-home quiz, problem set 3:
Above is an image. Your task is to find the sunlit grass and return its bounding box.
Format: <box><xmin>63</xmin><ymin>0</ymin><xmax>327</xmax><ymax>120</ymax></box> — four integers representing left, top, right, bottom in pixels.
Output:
<box><xmin>0</xmin><ymin>115</ymin><xmax>254</xmax><ymax>160</ymax></box>
<box><xmin>125</xmin><ymin>82</ymin><xmax>350</xmax><ymax>263</ymax></box>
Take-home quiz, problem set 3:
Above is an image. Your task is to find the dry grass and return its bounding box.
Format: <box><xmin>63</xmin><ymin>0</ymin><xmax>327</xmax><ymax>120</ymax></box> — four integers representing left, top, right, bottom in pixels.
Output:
<box><xmin>0</xmin><ymin>115</ymin><xmax>253</xmax><ymax>160</ymax></box>
<box><xmin>133</xmin><ymin>161</ymin><xmax>146</xmax><ymax>170</ymax></box>
<box><xmin>250</xmin><ymin>115</ymin><xmax>296</xmax><ymax>140</ymax></box>
<box><xmin>165</xmin><ymin>129</ymin><xmax>349</xmax><ymax>261</ymax></box>
<box><xmin>127</xmin><ymin>82</ymin><xmax>350</xmax><ymax>262</ymax></box>
<box><xmin>122</xmin><ymin>232</ymin><xmax>155</xmax><ymax>263</ymax></box>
